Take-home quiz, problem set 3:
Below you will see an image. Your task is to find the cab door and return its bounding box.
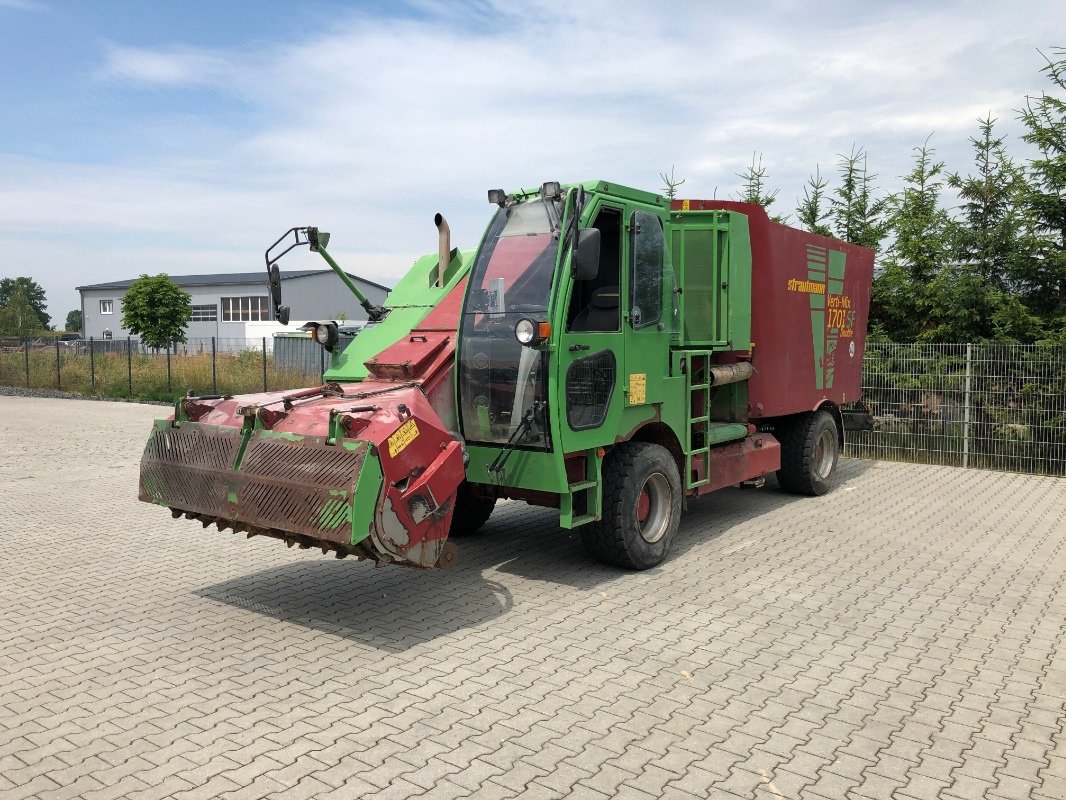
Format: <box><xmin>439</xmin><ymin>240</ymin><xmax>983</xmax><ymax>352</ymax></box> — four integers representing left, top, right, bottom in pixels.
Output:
<box><xmin>621</xmin><ymin>209</ymin><xmax>671</xmax><ymax>424</ymax></box>
<box><xmin>556</xmin><ymin>203</ymin><xmax>625</xmax><ymax>454</ymax></box>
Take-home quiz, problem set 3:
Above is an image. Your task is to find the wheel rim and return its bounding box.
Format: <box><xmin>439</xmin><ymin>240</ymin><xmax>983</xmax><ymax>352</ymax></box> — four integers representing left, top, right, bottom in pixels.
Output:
<box><xmin>814</xmin><ymin>428</ymin><xmax>836</xmax><ymax>479</ymax></box>
<box><xmin>638</xmin><ymin>472</ymin><xmax>672</xmax><ymax>544</ymax></box>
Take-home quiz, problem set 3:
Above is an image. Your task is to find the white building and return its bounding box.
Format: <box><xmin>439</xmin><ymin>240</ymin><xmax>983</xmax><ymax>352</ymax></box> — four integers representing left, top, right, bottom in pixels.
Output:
<box><xmin>76</xmin><ymin>270</ymin><xmax>390</xmax><ymax>344</ymax></box>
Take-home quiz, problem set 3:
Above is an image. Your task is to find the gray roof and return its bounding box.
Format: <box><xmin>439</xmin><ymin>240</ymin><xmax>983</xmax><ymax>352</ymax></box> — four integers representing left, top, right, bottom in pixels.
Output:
<box><xmin>77</xmin><ymin>270</ymin><xmax>390</xmax><ymax>293</ymax></box>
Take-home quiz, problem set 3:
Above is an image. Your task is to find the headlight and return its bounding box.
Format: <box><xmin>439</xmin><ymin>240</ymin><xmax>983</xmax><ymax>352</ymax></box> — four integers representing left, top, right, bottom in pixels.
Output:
<box><xmin>514</xmin><ymin>318</ymin><xmax>551</xmax><ymax>346</ymax></box>
<box><xmin>302</xmin><ymin>321</ymin><xmax>339</xmax><ymax>351</ymax></box>
<box><xmin>515</xmin><ymin>318</ymin><xmax>536</xmax><ymax>345</ymax></box>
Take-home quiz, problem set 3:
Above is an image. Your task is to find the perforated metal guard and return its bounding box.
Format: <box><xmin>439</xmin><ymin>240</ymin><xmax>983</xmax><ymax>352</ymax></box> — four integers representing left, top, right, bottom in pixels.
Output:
<box><xmin>139</xmin><ymin>425</ymin><xmax>367</xmax><ymax>546</ymax></box>
<box><xmin>139</xmin><ymin>424</ymin><xmax>242</xmax><ymax>518</ymax></box>
<box><xmin>234</xmin><ymin>437</ymin><xmax>366</xmax><ymax>543</ymax></box>
<box><xmin>566</xmin><ymin>349</ymin><xmax>616</xmax><ymax>430</ymax></box>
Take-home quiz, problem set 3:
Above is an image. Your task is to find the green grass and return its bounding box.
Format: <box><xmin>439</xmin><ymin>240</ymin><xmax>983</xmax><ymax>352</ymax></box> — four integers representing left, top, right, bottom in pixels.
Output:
<box><xmin>0</xmin><ymin>347</ymin><xmax>316</xmax><ymax>402</ymax></box>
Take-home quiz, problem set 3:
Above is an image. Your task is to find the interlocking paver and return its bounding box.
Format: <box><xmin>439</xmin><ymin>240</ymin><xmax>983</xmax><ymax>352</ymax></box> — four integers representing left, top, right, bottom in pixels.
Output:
<box><xmin>1</xmin><ymin>396</ymin><xmax>1064</xmax><ymax>800</ymax></box>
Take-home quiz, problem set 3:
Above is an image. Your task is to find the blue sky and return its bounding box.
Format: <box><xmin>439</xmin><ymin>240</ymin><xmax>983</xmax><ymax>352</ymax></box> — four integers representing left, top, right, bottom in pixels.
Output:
<box><xmin>1</xmin><ymin>0</ymin><xmax>1062</xmax><ymax>325</ymax></box>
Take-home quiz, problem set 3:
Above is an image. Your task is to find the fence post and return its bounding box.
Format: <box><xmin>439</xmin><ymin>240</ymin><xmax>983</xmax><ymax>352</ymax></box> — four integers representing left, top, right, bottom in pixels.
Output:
<box><xmin>24</xmin><ymin>339</ymin><xmax>29</xmax><ymax>387</ymax></box>
<box><xmin>166</xmin><ymin>342</ymin><xmax>172</xmax><ymax>395</ymax></box>
<box><xmin>55</xmin><ymin>338</ymin><xmax>61</xmax><ymax>389</ymax></box>
<box><xmin>89</xmin><ymin>337</ymin><xmax>95</xmax><ymax>392</ymax></box>
<box><xmin>262</xmin><ymin>337</ymin><xmax>268</xmax><ymax>392</ymax></box>
<box><xmin>962</xmin><ymin>342</ymin><xmax>972</xmax><ymax>469</ymax></box>
<box><xmin>319</xmin><ymin>345</ymin><xmax>325</xmax><ymax>378</ymax></box>
<box><xmin>211</xmin><ymin>337</ymin><xmax>217</xmax><ymax>394</ymax></box>
<box><xmin>126</xmin><ymin>337</ymin><xmax>133</xmax><ymax>395</ymax></box>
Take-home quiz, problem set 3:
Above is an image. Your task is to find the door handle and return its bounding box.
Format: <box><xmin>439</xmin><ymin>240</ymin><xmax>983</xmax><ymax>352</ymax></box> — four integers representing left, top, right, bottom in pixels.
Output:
<box><xmin>568</xmin><ymin>343</ymin><xmax>590</xmax><ymax>352</ymax></box>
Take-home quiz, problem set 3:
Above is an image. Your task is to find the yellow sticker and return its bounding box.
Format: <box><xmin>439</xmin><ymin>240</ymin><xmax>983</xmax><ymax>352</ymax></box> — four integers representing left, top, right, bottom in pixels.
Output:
<box><xmin>388</xmin><ymin>418</ymin><xmax>419</xmax><ymax>458</ymax></box>
<box><xmin>681</xmin><ymin>199</ymin><xmax>691</xmax><ymax>211</ymax></box>
<box><xmin>629</xmin><ymin>373</ymin><xmax>646</xmax><ymax>405</ymax></box>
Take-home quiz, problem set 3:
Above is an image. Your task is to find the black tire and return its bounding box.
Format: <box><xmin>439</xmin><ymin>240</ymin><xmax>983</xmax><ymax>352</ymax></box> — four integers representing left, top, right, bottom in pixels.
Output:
<box><xmin>776</xmin><ymin>410</ymin><xmax>839</xmax><ymax>496</ymax></box>
<box><xmin>581</xmin><ymin>442</ymin><xmax>682</xmax><ymax>570</ymax></box>
<box><xmin>449</xmin><ymin>481</ymin><xmax>496</xmax><ymax>537</ymax></box>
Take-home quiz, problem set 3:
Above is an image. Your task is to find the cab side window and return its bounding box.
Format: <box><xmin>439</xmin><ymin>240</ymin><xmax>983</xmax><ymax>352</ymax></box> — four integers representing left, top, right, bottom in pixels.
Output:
<box><xmin>630</xmin><ymin>211</ymin><xmax>664</xmax><ymax>330</ymax></box>
<box><xmin>567</xmin><ymin>207</ymin><xmax>622</xmax><ymax>332</ymax></box>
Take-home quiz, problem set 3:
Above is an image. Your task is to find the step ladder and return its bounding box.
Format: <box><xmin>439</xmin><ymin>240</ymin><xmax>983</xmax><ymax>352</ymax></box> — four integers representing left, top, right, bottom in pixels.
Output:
<box><xmin>685</xmin><ymin>352</ymin><xmax>712</xmax><ymax>489</ymax></box>
<box><xmin>560</xmin><ymin>449</ymin><xmax>602</xmax><ymax>529</ymax></box>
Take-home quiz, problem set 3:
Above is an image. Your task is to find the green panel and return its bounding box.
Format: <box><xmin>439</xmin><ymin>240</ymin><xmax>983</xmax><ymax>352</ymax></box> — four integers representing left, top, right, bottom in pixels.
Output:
<box><xmin>725</xmin><ymin>216</ymin><xmax>752</xmax><ymax>350</ymax></box>
<box><xmin>349</xmin><ymin>442</ymin><xmax>381</xmax><ymax>545</ymax></box>
<box><xmin>670</xmin><ymin>212</ymin><xmax>751</xmax><ymax>351</ymax></box>
<box><xmin>465</xmin><ymin>445</ymin><xmax>569</xmax><ymax>493</ymax></box>
<box><xmin>682</xmin><ymin>228</ymin><xmax>715</xmax><ymax>342</ymax></box>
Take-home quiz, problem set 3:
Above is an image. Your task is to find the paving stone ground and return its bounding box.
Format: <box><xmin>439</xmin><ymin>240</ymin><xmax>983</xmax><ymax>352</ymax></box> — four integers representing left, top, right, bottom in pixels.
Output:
<box><xmin>1</xmin><ymin>395</ymin><xmax>1064</xmax><ymax>800</ymax></box>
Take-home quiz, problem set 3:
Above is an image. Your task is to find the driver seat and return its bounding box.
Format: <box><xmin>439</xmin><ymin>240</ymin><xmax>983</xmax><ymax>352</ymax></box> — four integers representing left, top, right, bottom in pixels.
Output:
<box><xmin>571</xmin><ymin>286</ymin><xmax>620</xmax><ymax>332</ymax></box>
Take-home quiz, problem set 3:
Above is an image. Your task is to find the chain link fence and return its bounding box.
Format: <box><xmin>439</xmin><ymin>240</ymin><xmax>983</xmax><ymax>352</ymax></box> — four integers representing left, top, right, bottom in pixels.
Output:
<box><xmin>1</xmin><ymin>337</ymin><xmax>1063</xmax><ymax>476</ymax></box>
<box><xmin>846</xmin><ymin>343</ymin><xmax>1064</xmax><ymax>477</ymax></box>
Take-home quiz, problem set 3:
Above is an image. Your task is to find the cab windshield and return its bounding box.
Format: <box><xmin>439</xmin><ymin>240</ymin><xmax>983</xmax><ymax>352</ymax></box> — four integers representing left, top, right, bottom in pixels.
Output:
<box><xmin>458</xmin><ymin>199</ymin><xmax>562</xmax><ymax>448</ymax></box>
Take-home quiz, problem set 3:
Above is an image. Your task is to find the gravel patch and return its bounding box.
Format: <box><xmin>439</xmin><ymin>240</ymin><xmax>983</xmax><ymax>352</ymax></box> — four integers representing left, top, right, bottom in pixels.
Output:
<box><xmin>0</xmin><ymin>385</ymin><xmax>171</xmax><ymax>405</ymax></box>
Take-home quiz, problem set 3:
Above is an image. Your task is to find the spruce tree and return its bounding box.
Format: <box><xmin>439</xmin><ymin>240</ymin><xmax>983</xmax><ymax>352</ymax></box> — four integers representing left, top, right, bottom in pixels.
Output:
<box><xmin>1018</xmin><ymin>47</ymin><xmax>1066</xmax><ymax>324</ymax></box>
<box><xmin>735</xmin><ymin>152</ymin><xmax>785</xmax><ymax>221</ymax></box>
<box><xmin>830</xmin><ymin>145</ymin><xmax>888</xmax><ymax>250</ymax></box>
<box><xmin>795</xmin><ymin>166</ymin><xmax>833</xmax><ymax>237</ymax></box>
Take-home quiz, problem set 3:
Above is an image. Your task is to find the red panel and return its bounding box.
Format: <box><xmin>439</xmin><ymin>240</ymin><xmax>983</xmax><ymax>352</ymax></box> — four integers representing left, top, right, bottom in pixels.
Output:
<box><xmin>697</xmin><ymin>434</ymin><xmax>781</xmax><ymax>495</ymax></box>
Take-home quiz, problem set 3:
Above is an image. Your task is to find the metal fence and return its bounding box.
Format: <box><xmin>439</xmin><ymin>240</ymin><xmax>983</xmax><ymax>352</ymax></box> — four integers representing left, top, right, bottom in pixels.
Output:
<box><xmin>0</xmin><ymin>336</ymin><xmax>328</xmax><ymax>400</ymax></box>
<box><xmin>846</xmin><ymin>343</ymin><xmax>1065</xmax><ymax>477</ymax></box>
<box><xmin>1</xmin><ymin>337</ymin><xmax>1062</xmax><ymax>476</ymax></box>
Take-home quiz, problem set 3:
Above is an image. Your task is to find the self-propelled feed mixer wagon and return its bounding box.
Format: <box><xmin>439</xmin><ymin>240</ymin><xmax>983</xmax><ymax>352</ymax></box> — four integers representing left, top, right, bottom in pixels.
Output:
<box><xmin>139</xmin><ymin>181</ymin><xmax>874</xmax><ymax>570</ymax></box>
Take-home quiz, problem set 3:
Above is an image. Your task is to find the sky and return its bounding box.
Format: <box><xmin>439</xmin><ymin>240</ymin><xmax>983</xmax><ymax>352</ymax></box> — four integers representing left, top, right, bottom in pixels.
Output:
<box><xmin>0</xmin><ymin>0</ymin><xmax>1062</xmax><ymax>327</ymax></box>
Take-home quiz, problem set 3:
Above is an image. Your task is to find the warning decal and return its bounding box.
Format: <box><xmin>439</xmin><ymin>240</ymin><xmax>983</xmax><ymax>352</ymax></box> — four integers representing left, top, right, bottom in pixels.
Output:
<box><xmin>388</xmin><ymin>419</ymin><xmax>420</xmax><ymax>458</ymax></box>
<box><xmin>629</xmin><ymin>373</ymin><xmax>647</xmax><ymax>405</ymax></box>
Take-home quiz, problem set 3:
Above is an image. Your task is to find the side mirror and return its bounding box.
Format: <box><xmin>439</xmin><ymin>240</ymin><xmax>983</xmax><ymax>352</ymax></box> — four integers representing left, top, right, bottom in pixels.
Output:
<box><xmin>268</xmin><ymin>263</ymin><xmax>287</xmax><ymax>324</ymax></box>
<box><xmin>573</xmin><ymin>228</ymin><xmax>601</xmax><ymax>281</ymax></box>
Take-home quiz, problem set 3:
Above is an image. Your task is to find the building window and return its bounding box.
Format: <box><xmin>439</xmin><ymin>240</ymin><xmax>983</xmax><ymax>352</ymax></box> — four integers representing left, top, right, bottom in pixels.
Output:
<box><xmin>221</xmin><ymin>296</ymin><xmax>270</xmax><ymax>322</ymax></box>
<box><xmin>190</xmin><ymin>304</ymin><xmax>218</xmax><ymax>322</ymax></box>
<box><xmin>100</xmin><ymin>299</ymin><xmax>114</xmax><ymax>315</ymax></box>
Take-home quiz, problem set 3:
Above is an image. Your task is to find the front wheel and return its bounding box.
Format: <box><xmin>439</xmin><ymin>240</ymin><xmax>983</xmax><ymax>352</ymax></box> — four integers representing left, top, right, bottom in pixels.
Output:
<box><xmin>449</xmin><ymin>481</ymin><xmax>496</xmax><ymax>537</ymax></box>
<box><xmin>776</xmin><ymin>410</ymin><xmax>839</xmax><ymax>496</ymax></box>
<box><xmin>581</xmin><ymin>442</ymin><xmax>682</xmax><ymax>569</ymax></box>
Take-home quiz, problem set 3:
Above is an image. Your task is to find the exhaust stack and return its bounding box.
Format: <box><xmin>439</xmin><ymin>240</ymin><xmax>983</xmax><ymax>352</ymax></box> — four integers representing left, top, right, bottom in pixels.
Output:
<box><xmin>434</xmin><ymin>212</ymin><xmax>450</xmax><ymax>288</ymax></box>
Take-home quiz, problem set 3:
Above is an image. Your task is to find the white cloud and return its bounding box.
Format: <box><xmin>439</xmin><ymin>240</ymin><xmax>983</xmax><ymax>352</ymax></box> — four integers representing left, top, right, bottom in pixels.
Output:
<box><xmin>97</xmin><ymin>45</ymin><xmax>236</xmax><ymax>87</ymax></box>
<box><xmin>2</xmin><ymin>0</ymin><xmax>1063</xmax><ymax>317</ymax></box>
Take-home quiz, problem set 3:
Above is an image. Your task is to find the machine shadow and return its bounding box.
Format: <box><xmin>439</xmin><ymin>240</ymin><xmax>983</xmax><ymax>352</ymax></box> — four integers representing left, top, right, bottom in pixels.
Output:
<box><xmin>197</xmin><ymin>457</ymin><xmax>876</xmax><ymax>651</ymax></box>
<box><xmin>197</xmin><ymin>559</ymin><xmax>515</xmax><ymax>654</ymax></box>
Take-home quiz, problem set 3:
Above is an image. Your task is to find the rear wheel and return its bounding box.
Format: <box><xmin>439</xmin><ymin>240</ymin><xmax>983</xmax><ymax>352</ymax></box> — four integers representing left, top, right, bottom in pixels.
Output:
<box><xmin>581</xmin><ymin>442</ymin><xmax>682</xmax><ymax>569</ymax></box>
<box><xmin>449</xmin><ymin>481</ymin><xmax>496</xmax><ymax>537</ymax></box>
<box><xmin>776</xmin><ymin>410</ymin><xmax>839</xmax><ymax>496</ymax></box>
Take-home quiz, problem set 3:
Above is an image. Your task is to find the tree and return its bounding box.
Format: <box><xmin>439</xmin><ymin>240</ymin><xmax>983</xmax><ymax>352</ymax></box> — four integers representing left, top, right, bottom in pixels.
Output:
<box><xmin>795</xmin><ymin>166</ymin><xmax>833</xmax><ymax>237</ymax></box>
<box><xmin>121</xmin><ymin>274</ymin><xmax>192</xmax><ymax>349</ymax></box>
<box><xmin>1018</xmin><ymin>47</ymin><xmax>1066</xmax><ymax>322</ymax></box>
<box><xmin>0</xmin><ymin>277</ymin><xmax>49</xmax><ymax>329</ymax></box>
<box><xmin>948</xmin><ymin>114</ymin><xmax>1028</xmax><ymax>291</ymax></box>
<box><xmin>735</xmin><ymin>152</ymin><xmax>785</xmax><ymax>221</ymax></box>
<box><xmin>830</xmin><ymin>145</ymin><xmax>889</xmax><ymax>250</ymax></box>
<box><xmin>659</xmin><ymin>166</ymin><xmax>686</xmax><ymax>200</ymax></box>
<box><xmin>870</xmin><ymin>139</ymin><xmax>952</xmax><ymax>341</ymax></box>
<box><xmin>65</xmin><ymin>310</ymin><xmax>83</xmax><ymax>332</ymax></box>
<box><xmin>887</xmin><ymin>138</ymin><xmax>951</xmax><ymax>284</ymax></box>
<box><xmin>0</xmin><ymin>285</ymin><xmax>45</xmax><ymax>337</ymax></box>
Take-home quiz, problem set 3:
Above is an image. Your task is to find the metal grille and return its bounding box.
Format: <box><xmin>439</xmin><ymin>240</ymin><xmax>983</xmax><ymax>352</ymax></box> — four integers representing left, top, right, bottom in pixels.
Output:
<box><xmin>139</xmin><ymin>425</ymin><xmax>242</xmax><ymax>516</ymax></box>
<box><xmin>231</xmin><ymin>437</ymin><xmax>365</xmax><ymax>543</ymax></box>
<box><xmin>566</xmin><ymin>349</ymin><xmax>616</xmax><ymax>430</ymax></box>
<box><xmin>846</xmin><ymin>343</ymin><xmax>1065</xmax><ymax>477</ymax></box>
